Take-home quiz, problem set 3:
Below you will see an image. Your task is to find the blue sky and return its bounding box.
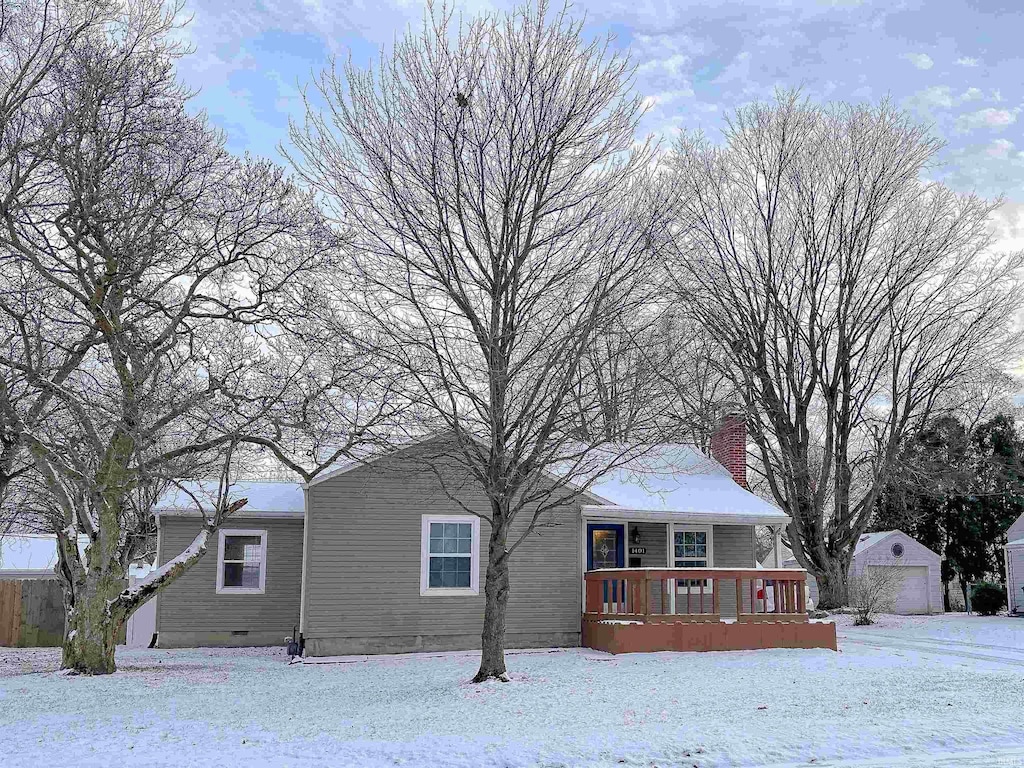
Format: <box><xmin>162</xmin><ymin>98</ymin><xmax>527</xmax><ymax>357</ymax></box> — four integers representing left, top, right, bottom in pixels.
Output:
<box><xmin>176</xmin><ymin>0</ymin><xmax>1024</xmax><ymax>249</ymax></box>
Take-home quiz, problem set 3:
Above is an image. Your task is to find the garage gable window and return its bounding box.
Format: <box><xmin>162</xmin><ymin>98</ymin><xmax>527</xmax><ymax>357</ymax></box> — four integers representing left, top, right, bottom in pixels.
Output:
<box><xmin>420</xmin><ymin>515</ymin><xmax>480</xmax><ymax>596</ymax></box>
<box><xmin>216</xmin><ymin>529</ymin><xmax>267</xmax><ymax>595</ymax></box>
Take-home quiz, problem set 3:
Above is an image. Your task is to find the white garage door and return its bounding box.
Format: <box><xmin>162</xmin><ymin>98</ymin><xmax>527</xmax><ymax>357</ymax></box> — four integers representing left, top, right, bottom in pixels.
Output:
<box><xmin>868</xmin><ymin>565</ymin><xmax>929</xmax><ymax>614</ymax></box>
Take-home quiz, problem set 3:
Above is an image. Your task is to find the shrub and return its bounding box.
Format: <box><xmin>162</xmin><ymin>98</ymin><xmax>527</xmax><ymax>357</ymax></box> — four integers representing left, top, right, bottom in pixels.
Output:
<box><xmin>847</xmin><ymin>565</ymin><xmax>901</xmax><ymax>626</ymax></box>
<box><xmin>970</xmin><ymin>582</ymin><xmax>1006</xmax><ymax>616</ymax></box>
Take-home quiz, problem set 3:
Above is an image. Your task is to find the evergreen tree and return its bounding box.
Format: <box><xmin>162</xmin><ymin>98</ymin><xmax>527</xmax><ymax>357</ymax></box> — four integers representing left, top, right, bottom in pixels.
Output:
<box><xmin>873</xmin><ymin>414</ymin><xmax>1024</xmax><ymax>609</ymax></box>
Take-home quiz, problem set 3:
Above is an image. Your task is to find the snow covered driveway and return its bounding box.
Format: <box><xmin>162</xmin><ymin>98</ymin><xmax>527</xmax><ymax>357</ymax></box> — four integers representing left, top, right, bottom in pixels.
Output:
<box><xmin>1</xmin><ymin>615</ymin><xmax>1022</xmax><ymax>767</ymax></box>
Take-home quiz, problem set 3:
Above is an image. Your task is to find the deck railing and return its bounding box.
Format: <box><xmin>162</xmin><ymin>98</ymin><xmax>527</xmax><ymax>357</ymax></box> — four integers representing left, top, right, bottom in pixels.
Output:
<box><xmin>584</xmin><ymin>568</ymin><xmax>809</xmax><ymax>625</ymax></box>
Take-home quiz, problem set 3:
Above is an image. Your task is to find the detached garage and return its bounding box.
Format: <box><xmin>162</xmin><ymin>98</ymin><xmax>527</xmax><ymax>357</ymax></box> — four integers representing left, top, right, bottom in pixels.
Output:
<box><xmin>851</xmin><ymin>531</ymin><xmax>943</xmax><ymax>615</ymax></box>
<box><xmin>769</xmin><ymin>530</ymin><xmax>943</xmax><ymax>614</ymax></box>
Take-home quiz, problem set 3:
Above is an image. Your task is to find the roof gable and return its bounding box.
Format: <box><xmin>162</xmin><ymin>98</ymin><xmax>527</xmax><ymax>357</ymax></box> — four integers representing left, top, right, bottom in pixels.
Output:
<box><xmin>306</xmin><ymin>431</ymin><xmax>609</xmax><ymax>506</ymax></box>
<box><xmin>854</xmin><ymin>530</ymin><xmax>941</xmax><ymax>562</ymax></box>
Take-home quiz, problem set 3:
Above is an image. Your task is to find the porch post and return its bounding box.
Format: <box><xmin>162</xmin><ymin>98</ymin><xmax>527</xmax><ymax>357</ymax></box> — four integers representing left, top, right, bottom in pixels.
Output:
<box><xmin>772</xmin><ymin>526</ymin><xmax>781</xmax><ymax>568</ymax></box>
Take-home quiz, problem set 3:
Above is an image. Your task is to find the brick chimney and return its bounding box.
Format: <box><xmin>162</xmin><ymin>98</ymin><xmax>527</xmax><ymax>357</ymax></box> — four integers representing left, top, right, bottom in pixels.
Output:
<box><xmin>710</xmin><ymin>410</ymin><xmax>748</xmax><ymax>489</ymax></box>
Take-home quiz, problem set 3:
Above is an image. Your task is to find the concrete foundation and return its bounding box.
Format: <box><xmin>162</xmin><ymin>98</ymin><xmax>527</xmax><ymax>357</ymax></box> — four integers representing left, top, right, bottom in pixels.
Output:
<box><xmin>303</xmin><ymin>631</ymin><xmax>581</xmax><ymax>657</ymax></box>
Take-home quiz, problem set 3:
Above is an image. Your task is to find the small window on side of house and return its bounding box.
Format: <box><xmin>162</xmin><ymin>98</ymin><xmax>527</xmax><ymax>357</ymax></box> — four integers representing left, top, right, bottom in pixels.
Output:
<box><xmin>420</xmin><ymin>515</ymin><xmax>480</xmax><ymax>596</ymax></box>
<box><xmin>216</xmin><ymin>529</ymin><xmax>267</xmax><ymax>595</ymax></box>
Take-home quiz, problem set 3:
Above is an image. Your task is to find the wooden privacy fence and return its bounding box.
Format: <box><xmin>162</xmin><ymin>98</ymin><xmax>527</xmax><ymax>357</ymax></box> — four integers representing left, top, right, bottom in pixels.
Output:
<box><xmin>0</xmin><ymin>576</ymin><xmax>65</xmax><ymax>647</ymax></box>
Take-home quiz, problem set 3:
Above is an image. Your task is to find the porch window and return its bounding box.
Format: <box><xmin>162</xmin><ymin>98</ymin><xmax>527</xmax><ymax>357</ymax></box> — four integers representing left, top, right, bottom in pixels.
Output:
<box><xmin>216</xmin><ymin>529</ymin><xmax>267</xmax><ymax>595</ymax></box>
<box><xmin>673</xmin><ymin>526</ymin><xmax>712</xmax><ymax>590</ymax></box>
<box><xmin>420</xmin><ymin>515</ymin><xmax>480</xmax><ymax>596</ymax></box>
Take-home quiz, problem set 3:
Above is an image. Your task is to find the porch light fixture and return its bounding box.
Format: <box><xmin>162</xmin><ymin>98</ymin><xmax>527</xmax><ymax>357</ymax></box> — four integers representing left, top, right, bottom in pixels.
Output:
<box><xmin>630</xmin><ymin>526</ymin><xmax>641</xmax><ymax>546</ymax></box>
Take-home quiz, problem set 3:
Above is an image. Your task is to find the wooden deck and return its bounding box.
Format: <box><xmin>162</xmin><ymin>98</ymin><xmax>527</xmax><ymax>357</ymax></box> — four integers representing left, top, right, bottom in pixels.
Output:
<box><xmin>582</xmin><ymin>568</ymin><xmax>837</xmax><ymax>653</ymax></box>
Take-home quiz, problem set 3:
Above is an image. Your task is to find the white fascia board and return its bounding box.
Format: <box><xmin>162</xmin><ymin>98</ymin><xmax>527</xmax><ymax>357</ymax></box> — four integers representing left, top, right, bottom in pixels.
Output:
<box><xmin>580</xmin><ymin>504</ymin><xmax>790</xmax><ymax>527</ymax></box>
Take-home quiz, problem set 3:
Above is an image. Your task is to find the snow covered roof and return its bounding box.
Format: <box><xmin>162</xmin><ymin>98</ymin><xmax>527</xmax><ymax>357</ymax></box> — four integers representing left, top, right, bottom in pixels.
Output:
<box><xmin>1006</xmin><ymin>538</ymin><xmax>1024</xmax><ymax>549</ymax></box>
<box><xmin>0</xmin><ymin>534</ymin><xmax>64</xmax><ymax>571</ymax></box>
<box><xmin>0</xmin><ymin>533</ymin><xmax>133</xmax><ymax>575</ymax></box>
<box><xmin>306</xmin><ymin>435</ymin><xmax>787</xmax><ymax>525</ymax></box>
<box><xmin>573</xmin><ymin>444</ymin><xmax>789</xmax><ymax>525</ymax></box>
<box><xmin>854</xmin><ymin>531</ymin><xmax>897</xmax><ymax>555</ymax></box>
<box><xmin>155</xmin><ymin>481</ymin><xmax>305</xmax><ymax>516</ymax></box>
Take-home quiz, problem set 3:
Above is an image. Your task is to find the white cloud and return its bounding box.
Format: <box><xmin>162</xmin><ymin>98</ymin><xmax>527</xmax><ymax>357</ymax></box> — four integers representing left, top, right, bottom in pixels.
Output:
<box><xmin>956</xmin><ymin>107</ymin><xmax>1020</xmax><ymax>133</ymax></box>
<box><xmin>905</xmin><ymin>85</ymin><xmax>989</xmax><ymax>118</ymax></box>
<box><xmin>637</xmin><ymin>53</ymin><xmax>691</xmax><ymax>78</ymax></box>
<box><xmin>986</xmin><ymin>139</ymin><xmax>1016</xmax><ymax>159</ymax></box>
<box><xmin>909</xmin><ymin>85</ymin><xmax>953</xmax><ymax>110</ymax></box>
<box><xmin>902</xmin><ymin>52</ymin><xmax>933</xmax><ymax>70</ymax></box>
<box><xmin>988</xmin><ymin>201</ymin><xmax>1024</xmax><ymax>254</ymax></box>
<box><xmin>944</xmin><ymin>141</ymin><xmax>1024</xmax><ymax>199</ymax></box>
<box><xmin>645</xmin><ymin>87</ymin><xmax>697</xmax><ymax>107</ymax></box>
<box><xmin>955</xmin><ymin>56</ymin><xmax>980</xmax><ymax>67</ymax></box>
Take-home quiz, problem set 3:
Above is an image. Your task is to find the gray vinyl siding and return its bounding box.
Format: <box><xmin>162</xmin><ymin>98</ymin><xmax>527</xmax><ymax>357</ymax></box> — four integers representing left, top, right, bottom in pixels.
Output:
<box><xmin>632</xmin><ymin>523</ymin><xmax>669</xmax><ymax>613</ymax></box>
<box><xmin>155</xmin><ymin>516</ymin><xmax>303</xmax><ymax>645</ymax></box>
<box><xmin>851</xmin><ymin>532</ymin><xmax>943</xmax><ymax>614</ymax></box>
<box><xmin>1007</xmin><ymin>513</ymin><xmax>1024</xmax><ymax>544</ymax></box>
<box><xmin>713</xmin><ymin>524</ymin><xmax>755</xmax><ymax>617</ymax></box>
<box><xmin>624</xmin><ymin>523</ymin><xmax>757</xmax><ymax>618</ymax></box>
<box><xmin>1009</xmin><ymin>548</ymin><xmax>1024</xmax><ymax>613</ymax></box>
<box><xmin>631</xmin><ymin>522</ymin><xmax>668</xmax><ymax>567</ymax></box>
<box><xmin>302</xmin><ymin>441</ymin><xmax>581</xmax><ymax>653</ymax></box>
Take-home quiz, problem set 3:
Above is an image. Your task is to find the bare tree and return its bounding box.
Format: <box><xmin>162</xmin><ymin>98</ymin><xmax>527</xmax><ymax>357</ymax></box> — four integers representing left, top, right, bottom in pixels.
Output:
<box><xmin>0</xmin><ymin>0</ymin><xmax>338</xmax><ymax>673</ymax></box>
<box><xmin>0</xmin><ymin>1</ymin><xmax>122</xmax><ymax>496</ymax></box>
<box><xmin>570</xmin><ymin>307</ymin><xmax>733</xmax><ymax>446</ymax></box>
<box><xmin>847</xmin><ymin>563</ymin><xmax>902</xmax><ymax>625</ymax></box>
<box><xmin>236</xmin><ymin>306</ymin><xmax>415</xmax><ymax>484</ymax></box>
<box><xmin>288</xmin><ymin>1</ymin><xmax>673</xmax><ymax>680</ymax></box>
<box><xmin>668</xmin><ymin>90</ymin><xmax>1024</xmax><ymax>607</ymax></box>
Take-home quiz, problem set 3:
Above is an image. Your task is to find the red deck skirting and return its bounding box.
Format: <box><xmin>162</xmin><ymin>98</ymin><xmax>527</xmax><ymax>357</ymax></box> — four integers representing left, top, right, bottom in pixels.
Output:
<box><xmin>582</xmin><ymin>617</ymin><xmax>837</xmax><ymax>654</ymax></box>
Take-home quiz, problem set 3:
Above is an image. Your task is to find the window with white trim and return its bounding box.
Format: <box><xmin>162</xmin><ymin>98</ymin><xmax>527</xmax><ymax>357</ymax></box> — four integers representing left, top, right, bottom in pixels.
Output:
<box><xmin>216</xmin><ymin>529</ymin><xmax>267</xmax><ymax>595</ymax></box>
<box><xmin>420</xmin><ymin>515</ymin><xmax>480</xmax><ymax>596</ymax></box>
<box><xmin>672</xmin><ymin>525</ymin><xmax>712</xmax><ymax>590</ymax></box>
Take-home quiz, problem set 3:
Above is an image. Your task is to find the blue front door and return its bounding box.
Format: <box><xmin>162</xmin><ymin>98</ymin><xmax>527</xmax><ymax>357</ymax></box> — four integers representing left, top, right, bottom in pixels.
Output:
<box><xmin>587</xmin><ymin>523</ymin><xmax>625</xmax><ymax>570</ymax></box>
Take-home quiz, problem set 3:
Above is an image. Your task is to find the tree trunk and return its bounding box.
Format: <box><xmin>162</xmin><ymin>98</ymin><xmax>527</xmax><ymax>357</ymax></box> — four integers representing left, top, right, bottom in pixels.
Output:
<box><xmin>474</xmin><ymin>517</ymin><xmax>511</xmax><ymax>683</ymax></box>
<box><xmin>61</xmin><ymin>574</ymin><xmax>124</xmax><ymax>675</ymax></box>
<box><xmin>814</xmin><ymin>559</ymin><xmax>850</xmax><ymax>610</ymax></box>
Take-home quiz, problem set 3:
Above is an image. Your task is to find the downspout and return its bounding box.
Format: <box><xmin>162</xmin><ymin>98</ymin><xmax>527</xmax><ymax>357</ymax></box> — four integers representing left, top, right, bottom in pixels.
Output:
<box><xmin>151</xmin><ymin>511</ymin><xmax>163</xmax><ymax>648</ymax></box>
<box><xmin>1007</xmin><ymin>545</ymin><xmax>1016</xmax><ymax>614</ymax></box>
<box><xmin>297</xmin><ymin>486</ymin><xmax>310</xmax><ymax>655</ymax></box>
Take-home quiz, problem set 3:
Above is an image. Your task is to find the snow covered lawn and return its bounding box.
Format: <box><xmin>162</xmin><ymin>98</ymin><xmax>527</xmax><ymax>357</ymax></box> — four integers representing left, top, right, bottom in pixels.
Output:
<box><xmin>1</xmin><ymin>614</ymin><xmax>1022</xmax><ymax>767</ymax></box>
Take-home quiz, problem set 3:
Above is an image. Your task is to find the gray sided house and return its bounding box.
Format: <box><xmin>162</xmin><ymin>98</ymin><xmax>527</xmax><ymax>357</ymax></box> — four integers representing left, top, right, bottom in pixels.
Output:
<box><xmin>154</xmin><ymin>484</ymin><xmax>305</xmax><ymax>648</ymax></box>
<box><xmin>1005</xmin><ymin>510</ymin><xmax>1024</xmax><ymax>615</ymax></box>
<box><xmin>153</xmin><ymin>424</ymin><xmax>795</xmax><ymax>655</ymax></box>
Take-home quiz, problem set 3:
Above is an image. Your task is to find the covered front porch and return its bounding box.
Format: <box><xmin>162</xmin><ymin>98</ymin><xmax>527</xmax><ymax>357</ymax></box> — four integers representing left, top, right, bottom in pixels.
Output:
<box><xmin>575</xmin><ymin>442</ymin><xmax>836</xmax><ymax>653</ymax></box>
<box><xmin>582</xmin><ymin>567</ymin><xmax>837</xmax><ymax>652</ymax></box>
<box><xmin>579</xmin><ymin>516</ymin><xmax>836</xmax><ymax>653</ymax></box>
